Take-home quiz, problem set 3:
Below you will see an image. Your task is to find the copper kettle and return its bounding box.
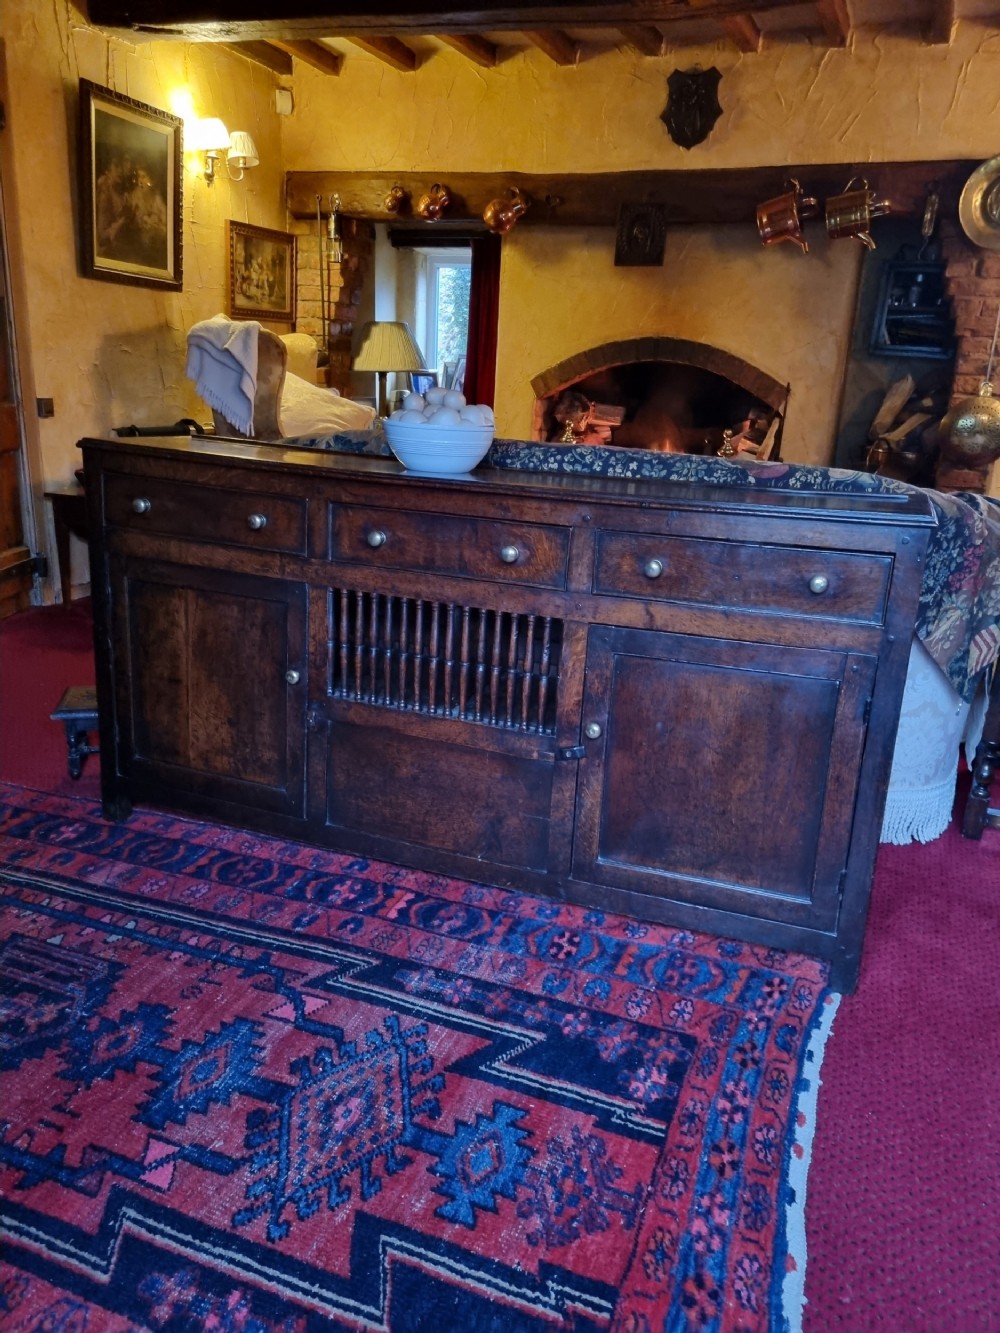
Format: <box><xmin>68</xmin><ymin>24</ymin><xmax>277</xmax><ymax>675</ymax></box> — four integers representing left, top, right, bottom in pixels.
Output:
<box><xmin>483</xmin><ymin>187</ymin><xmax>530</xmax><ymax>235</ymax></box>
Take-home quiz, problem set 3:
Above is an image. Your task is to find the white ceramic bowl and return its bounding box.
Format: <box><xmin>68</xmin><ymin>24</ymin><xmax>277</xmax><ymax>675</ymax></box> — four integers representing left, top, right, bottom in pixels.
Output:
<box><xmin>384</xmin><ymin>420</ymin><xmax>494</xmax><ymax>474</ymax></box>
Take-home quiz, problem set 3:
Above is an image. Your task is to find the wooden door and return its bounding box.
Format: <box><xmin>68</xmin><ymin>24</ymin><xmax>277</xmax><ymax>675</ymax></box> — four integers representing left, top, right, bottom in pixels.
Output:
<box><xmin>109</xmin><ymin>557</ymin><xmax>308</xmax><ymax>820</ymax></box>
<box><xmin>0</xmin><ymin>178</ymin><xmax>32</xmax><ymax>619</ymax></box>
<box><xmin>573</xmin><ymin>624</ymin><xmax>877</xmax><ymax>932</ymax></box>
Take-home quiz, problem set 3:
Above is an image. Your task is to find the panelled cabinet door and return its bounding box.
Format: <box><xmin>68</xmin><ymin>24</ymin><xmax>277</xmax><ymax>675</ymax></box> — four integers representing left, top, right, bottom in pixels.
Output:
<box><xmin>306</xmin><ymin>584</ymin><xmax>574</xmax><ymax>878</ymax></box>
<box><xmin>573</xmin><ymin>625</ymin><xmax>877</xmax><ymax>931</ymax></box>
<box><xmin>108</xmin><ymin>557</ymin><xmax>308</xmax><ymax>818</ymax></box>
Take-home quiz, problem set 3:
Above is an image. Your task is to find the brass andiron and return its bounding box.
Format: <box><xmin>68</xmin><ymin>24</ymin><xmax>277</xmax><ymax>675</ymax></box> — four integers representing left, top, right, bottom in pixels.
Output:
<box><xmin>717</xmin><ymin>428</ymin><xmax>736</xmax><ymax>458</ymax></box>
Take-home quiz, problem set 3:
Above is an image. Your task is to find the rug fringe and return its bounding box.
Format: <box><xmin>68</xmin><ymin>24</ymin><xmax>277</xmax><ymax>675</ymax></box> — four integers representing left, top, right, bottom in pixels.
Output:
<box><xmin>879</xmin><ymin>775</ymin><xmax>957</xmax><ymax>845</ymax></box>
<box><xmin>780</xmin><ymin>989</ymin><xmax>841</xmax><ymax>1333</ymax></box>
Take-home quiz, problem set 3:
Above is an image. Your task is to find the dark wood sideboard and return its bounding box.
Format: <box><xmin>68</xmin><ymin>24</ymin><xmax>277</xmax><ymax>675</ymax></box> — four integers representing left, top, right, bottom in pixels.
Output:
<box><xmin>80</xmin><ymin>435</ymin><xmax>936</xmax><ymax>992</ymax></box>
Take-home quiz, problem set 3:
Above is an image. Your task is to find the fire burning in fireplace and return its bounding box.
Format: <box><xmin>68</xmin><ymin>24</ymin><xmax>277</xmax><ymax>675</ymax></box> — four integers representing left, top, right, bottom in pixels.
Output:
<box><xmin>532</xmin><ymin>337</ymin><xmax>789</xmax><ymax>458</ymax></box>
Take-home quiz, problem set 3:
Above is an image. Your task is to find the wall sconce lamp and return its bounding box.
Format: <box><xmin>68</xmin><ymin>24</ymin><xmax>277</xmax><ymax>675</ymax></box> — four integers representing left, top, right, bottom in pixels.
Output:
<box><xmin>190</xmin><ymin>118</ymin><xmax>260</xmax><ymax>185</ymax></box>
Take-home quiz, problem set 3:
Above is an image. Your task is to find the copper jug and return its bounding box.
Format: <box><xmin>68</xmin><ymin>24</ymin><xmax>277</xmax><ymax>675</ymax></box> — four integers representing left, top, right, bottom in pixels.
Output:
<box><xmin>416</xmin><ymin>183</ymin><xmax>450</xmax><ymax>222</ymax></box>
<box><xmin>483</xmin><ymin>187</ymin><xmax>530</xmax><ymax>235</ymax></box>
<box><xmin>756</xmin><ymin>179</ymin><xmax>819</xmax><ymax>254</ymax></box>
<box><xmin>825</xmin><ymin>178</ymin><xmax>892</xmax><ymax>250</ymax></box>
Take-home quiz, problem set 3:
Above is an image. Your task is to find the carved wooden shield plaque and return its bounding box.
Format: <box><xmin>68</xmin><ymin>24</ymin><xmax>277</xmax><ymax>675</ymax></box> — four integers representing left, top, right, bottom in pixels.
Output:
<box><xmin>661</xmin><ymin>67</ymin><xmax>723</xmax><ymax>149</ymax></box>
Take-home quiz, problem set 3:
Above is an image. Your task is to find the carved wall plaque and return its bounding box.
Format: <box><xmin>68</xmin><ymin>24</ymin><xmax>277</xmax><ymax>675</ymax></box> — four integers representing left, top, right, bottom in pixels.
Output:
<box><xmin>661</xmin><ymin>67</ymin><xmax>723</xmax><ymax>150</ymax></box>
<box><xmin>614</xmin><ymin>202</ymin><xmax>667</xmax><ymax>266</ymax></box>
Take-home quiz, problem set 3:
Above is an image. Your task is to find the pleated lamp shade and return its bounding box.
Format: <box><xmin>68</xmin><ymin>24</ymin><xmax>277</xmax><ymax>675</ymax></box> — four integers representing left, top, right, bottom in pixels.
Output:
<box><xmin>353</xmin><ymin>321</ymin><xmax>425</xmax><ymax>416</ymax></box>
<box><xmin>227</xmin><ymin>131</ymin><xmax>260</xmax><ymax>170</ymax></box>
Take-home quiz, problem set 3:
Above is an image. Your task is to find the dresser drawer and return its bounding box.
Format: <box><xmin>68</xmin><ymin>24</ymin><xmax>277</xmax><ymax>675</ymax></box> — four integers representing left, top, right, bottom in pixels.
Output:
<box><xmin>594</xmin><ymin>531</ymin><xmax>893</xmax><ymax>623</ymax></box>
<box><xmin>104</xmin><ymin>473</ymin><xmax>308</xmax><ymax>554</ymax></box>
<box><xmin>330</xmin><ymin>504</ymin><xmax>571</xmax><ymax>588</ymax></box>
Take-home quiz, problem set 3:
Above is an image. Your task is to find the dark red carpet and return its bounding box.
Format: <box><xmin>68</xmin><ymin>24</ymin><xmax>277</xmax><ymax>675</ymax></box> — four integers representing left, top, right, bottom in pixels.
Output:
<box><xmin>0</xmin><ymin>600</ymin><xmax>98</xmax><ymax>800</ymax></box>
<box><xmin>804</xmin><ymin>801</ymin><xmax>1000</xmax><ymax>1332</ymax></box>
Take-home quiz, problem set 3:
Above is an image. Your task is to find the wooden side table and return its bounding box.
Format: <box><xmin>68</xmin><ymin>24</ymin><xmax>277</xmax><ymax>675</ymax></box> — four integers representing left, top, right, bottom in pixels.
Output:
<box><xmin>44</xmin><ymin>485</ymin><xmax>88</xmax><ymax>604</ymax></box>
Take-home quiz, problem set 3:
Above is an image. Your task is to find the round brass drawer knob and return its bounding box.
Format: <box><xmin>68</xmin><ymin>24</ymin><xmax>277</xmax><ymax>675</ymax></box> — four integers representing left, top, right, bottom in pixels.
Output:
<box><xmin>131</xmin><ymin>497</ymin><xmax>151</xmax><ymax>514</ymax></box>
<box><xmin>285</xmin><ymin>669</ymin><xmax>301</xmax><ymax>685</ymax></box>
<box><xmin>247</xmin><ymin>513</ymin><xmax>268</xmax><ymax>530</ymax></box>
<box><xmin>584</xmin><ymin>721</ymin><xmax>603</xmax><ymax>740</ymax></box>
<box><xmin>499</xmin><ymin>544</ymin><xmax>519</xmax><ymax>564</ymax></box>
<box><xmin>367</xmin><ymin>529</ymin><xmax>387</xmax><ymax>548</ymax></box>
<box><xmin>644</xmin><ymin>558</ymin><xmax>664</xmax><ymax>579</ymax></box>
<box><xmin>809</xmin><ymin>574</ymin><xmax>830</xmax><ymax>595</ymax></box>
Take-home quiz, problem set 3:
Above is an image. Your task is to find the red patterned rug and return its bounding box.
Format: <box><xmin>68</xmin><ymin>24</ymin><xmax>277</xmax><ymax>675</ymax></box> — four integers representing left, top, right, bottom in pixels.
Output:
<box><xmin>0</xmin><ymin>783</ymin><xmax>836</xmax><ymax>1332</ymax></box>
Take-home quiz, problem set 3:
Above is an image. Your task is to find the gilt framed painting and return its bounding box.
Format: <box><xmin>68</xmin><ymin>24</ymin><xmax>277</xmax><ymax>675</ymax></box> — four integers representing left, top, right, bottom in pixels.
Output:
<box><xmin>227</xmin><ymin>221</ymin><xmax>296</xmax><ymax>323</ymax></box>
<box><xmin>79</xmin><ymin>79</ymin><xmax>183</xmax><ymax>290</ymax></box>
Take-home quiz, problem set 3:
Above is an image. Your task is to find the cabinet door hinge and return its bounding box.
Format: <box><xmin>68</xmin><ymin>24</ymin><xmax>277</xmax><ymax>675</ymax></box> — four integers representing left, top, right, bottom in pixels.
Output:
<box><xmin>557</xmin><ymin>744</ymin><xmax>586</xmax><ymax>761</ymax></box>
<box><xmin>862</xmin><ymin>695</ymin><xmax>873</xmax><ymax>726</ymax></box>
<box><xmin>306</xmin><ymin>702</ymin><xmax>327</xmax><ymax>732</ymax></box>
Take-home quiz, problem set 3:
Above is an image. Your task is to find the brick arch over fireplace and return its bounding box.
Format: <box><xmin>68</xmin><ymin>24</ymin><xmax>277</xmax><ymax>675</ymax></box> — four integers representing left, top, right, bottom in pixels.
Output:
<box><xmin>531</xmin><ymin>337</ymin><xmax>790</xmax><ymax>454</ymax></box>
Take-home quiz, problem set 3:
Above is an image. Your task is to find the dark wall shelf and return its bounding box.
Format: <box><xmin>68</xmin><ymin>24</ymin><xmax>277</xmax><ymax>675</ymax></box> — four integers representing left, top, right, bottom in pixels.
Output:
<box><xmin>870</xmin><ymin>261</ymin><xmax>955</xmax><ymax>360</ymax></box>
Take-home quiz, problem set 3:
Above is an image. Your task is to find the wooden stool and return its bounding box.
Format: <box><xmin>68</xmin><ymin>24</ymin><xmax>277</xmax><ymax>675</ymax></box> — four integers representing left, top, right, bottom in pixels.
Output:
<box><xmin>50</xmin><ymin>686</ymin><xmax>99</xmax><ymax>779</ymax></box>
<box><xmin>963</xmin><ymin>665</ymin><xmax>1000</xmax><ymax>838</ymax></box>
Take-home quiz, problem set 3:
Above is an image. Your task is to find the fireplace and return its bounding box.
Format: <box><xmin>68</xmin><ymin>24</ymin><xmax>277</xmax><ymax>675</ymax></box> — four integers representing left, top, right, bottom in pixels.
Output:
<box><xmin>531</xmin><ymin>337</ymin><xmax>790</xmax><ymax>458</ymax></box>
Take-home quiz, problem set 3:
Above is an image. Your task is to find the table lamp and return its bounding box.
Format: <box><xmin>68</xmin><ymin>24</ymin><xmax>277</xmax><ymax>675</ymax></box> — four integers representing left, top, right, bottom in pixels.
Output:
<box><xmin>353</xmin><ymin>321</ymin><xmax>425</xmax><ymax>417</ymax></box>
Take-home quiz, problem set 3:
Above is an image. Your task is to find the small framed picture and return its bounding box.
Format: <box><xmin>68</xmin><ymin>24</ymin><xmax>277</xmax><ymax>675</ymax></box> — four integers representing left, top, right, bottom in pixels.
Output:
<box><xmin>227</xmin><ymin>221</ymin><xmax>296</xmax><ymax>323</ymax></box>
<box><xmin>449</xmin><ymin>356</ymin><xmax>467</xmax><ymax>393</ymax></box>
<box><xmin>409</xmin><ymin>372</ymin><xmax>438</xmax><ymax>396</ymax></box>
<box><xmin>78</xmin><ymin>79</ymin><xmax>183</xmax><ymax>290</ymax></box>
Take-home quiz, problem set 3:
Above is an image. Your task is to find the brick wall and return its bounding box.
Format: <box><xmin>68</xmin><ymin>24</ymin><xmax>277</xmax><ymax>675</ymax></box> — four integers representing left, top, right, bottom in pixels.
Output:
<box><xmin>292</xmin><ymin>218</ymin><xmax>374</xmax><ymax>395</ymax></box>
<box><xmin>938</xmin><ymin>221</ymin><xmax>1000</xmax><ymax>491</ymax></box>
<box><xmin>941</xmin><ymin>220</ymin><xmax>1000</xmax><ymax>403</ymax></box>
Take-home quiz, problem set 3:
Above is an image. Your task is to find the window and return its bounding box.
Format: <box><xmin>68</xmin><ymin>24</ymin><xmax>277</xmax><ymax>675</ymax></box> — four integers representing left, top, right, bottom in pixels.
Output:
<box><xmin>423</xmin><ymin>250</ymin><xmax>471</xmax><ymax>383</ymax></box>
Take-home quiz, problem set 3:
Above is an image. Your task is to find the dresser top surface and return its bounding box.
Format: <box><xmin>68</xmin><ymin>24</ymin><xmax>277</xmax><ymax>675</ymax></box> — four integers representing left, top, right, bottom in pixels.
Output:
<box><xmin>78</xmin><ymin>434</ymin><xmax>938</xmax><ymax>529</ymax></box>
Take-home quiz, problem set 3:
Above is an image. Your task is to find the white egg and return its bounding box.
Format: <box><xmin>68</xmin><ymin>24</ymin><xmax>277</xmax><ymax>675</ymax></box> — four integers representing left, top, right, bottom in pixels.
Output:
<box><xmin>476</xmin><ymin>404</ymin><xmax>495</xmax><ymax>426</ymax></box>
<box><xmin>401</xmin><ymin>393</ymin><xmax>425</xmax><ymax>412</ymax></box>
<box><xmin>460</xmin><ymin>405</ymin><xmax>486</xmax><ymax>425</ymax></box>
<box><xmin>425</xmin><ymin>386</ymin><xmax>448</xmax><ymax>405</ymax></box>
<box><xmin>395</xmin><ymin>409</ymin><xmax>427</xmax><ymax>424</ymax></box>
<box><xmin>442</xmin><ymin>389</ymin><xmax>466</xmax><ymax>410</ymax></box>
<box><xmin>428</xmin><ymin>406</ymin><xmax>463</xmax><ymax>427</ymax></box>
<box><xmin>422</xmin><ymin>405</ymin><xmax>438</xmax><ymax>418</ymax></box>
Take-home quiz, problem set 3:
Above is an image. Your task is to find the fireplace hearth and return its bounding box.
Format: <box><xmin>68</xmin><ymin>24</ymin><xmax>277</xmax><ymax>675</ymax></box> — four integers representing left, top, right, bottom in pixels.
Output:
<box><xmin>532</xmin><ymin>336</ymin><xmax>789</xmax><ymax>457</ymax></box>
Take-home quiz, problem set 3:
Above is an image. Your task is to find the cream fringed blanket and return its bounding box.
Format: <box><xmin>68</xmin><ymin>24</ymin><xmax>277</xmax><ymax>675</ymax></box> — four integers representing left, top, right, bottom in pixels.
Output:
<box><xmin>185</xmin><ymin>315</ymin><xmax>259</xmax><ymax>437</ymax></box>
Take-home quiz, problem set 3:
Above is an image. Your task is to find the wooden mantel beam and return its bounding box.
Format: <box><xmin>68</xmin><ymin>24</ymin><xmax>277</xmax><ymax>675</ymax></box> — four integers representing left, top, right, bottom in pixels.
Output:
<box><xmin>287</xmin><ymin>161</ymin><xmax>974</xmax><ymax>231</ymax></box>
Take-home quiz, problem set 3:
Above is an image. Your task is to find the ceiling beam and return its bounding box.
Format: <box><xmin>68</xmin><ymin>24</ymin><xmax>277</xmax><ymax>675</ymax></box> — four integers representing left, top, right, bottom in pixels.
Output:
<box><xmin>83</xmin><ymin>0</ymin><xmax>817</xmax><ymax>42</ymax></box>
<box><xmin>617</xmin><ymin>25</ymin><xmax>664</xmax><ymax>56</ymax></box>
<box><xmin>438</xmin><ymin>33</ymin><xmax>498</xmax><ymax>67</ymax></box>
<box><xmin>525</xmin><ymin>30</ymin><xmax>579</xmax><ymax>65</ymax></box>
<box><xmin>345</xmin><ymin>35</ymin><xmax>418</xmax><ymax>71</ymax></box>
<box><xmin>927</xmin><ymin>0</ymin><xmax>956</xmax><ymax>44</ymax></box>
<box><xmin>722</xmin><ymin>14</ymin><xmax>762</xmax><ymax>51</ymax></box>
<box><xmin>223</xmin><ymin>41</ymin><xmax>292</xmax><ymax>74</ymax></box>
<box><xmin>268</xmin><ymin>38</ymin><xmax>343</xmax><ymax>74</ymax></box>
<box><xmin>815</xmin><ymin>0</ymin><xmax>851</xmax><ymax>46</ymax></box>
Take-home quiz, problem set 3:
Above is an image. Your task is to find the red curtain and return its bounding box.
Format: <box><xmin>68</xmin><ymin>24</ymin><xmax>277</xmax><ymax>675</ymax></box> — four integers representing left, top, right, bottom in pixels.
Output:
<box><xmin>462</xmin><ymin>234</ymin><xmax>501</xmax><ymax>407</ymax></box>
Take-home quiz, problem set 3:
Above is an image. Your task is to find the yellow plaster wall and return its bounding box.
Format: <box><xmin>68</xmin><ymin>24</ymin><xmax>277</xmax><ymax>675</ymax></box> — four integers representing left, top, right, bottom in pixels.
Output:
<box><xmin>1</xmin><ymin>0</ymin><xmax>287</xmax><ymax>506</ymax></box>
<box><xmin>281</xmin><ymin>23</ymin><xmax>1000</xmax><ymax>461</ymax></box>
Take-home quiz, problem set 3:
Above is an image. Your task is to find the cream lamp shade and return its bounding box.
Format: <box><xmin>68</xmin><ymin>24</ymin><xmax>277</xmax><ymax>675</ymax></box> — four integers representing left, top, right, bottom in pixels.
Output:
<box><xmin>228</xmin><ymin>131</ymin><xmax>260</xmax><ymax>173</ymax></box>
<box><xmin>353</xmin><ymin>321</ymin><xmax>425</xmax><ymax>416</ymax></box>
